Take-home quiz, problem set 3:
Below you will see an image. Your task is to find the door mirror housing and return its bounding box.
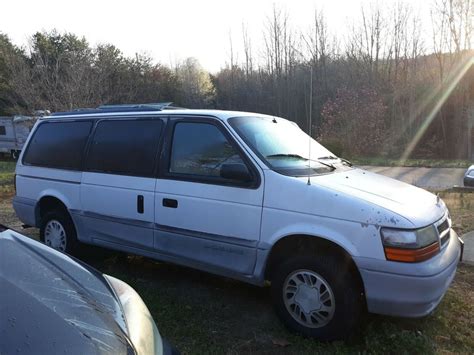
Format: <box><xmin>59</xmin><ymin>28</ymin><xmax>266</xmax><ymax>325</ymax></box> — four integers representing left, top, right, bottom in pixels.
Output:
<box><xmin>220</xmin><ymin>163</ymin><xmax>252</xmax><ymax>182</ymax></box>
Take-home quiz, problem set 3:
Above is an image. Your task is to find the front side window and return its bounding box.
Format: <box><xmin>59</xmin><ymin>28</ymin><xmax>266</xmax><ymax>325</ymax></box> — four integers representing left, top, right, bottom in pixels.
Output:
<box><xmin>169</xmin><ymin>122</ymin><xmax>245</xmax><ymax>178</ymax></box>
<box><xmin>23</xmin><ymin>121</ymin><xmax>92</xmax><ymax>170</ymax></box>
<box><xmin>86</xmin><ymin>119</ymin><xmax>163</xmax><ymax>177</ymax></box>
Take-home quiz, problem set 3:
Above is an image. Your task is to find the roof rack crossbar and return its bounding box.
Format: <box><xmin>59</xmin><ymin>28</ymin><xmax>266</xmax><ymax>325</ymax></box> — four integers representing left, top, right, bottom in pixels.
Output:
<box><xmin>50</xmin><ymin>102</ymin><xmax>181</xmax><ymax>117</ymax></box>
<box><xmin>98</xmin><ymin>102</ymin><xmax>173</xmax><ymax>110</ymax></box>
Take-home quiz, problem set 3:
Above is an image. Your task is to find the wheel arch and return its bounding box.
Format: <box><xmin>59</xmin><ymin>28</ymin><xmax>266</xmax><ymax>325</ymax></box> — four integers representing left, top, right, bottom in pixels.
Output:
<box><xmin>263</xmin><ymin>234</ymin><xmax>366</xmax><ymax>298</ymax></box>
<box><xmin>35</xmin><ymin>194</ymin><xmax>71</xmax><ymax>227</ymax></box>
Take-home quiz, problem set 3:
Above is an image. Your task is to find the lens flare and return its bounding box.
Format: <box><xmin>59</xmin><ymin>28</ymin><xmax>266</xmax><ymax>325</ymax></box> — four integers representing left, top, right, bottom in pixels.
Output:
<box><xmin>399</xmin><ymin>55</ymin><xmax>474</xmax><ymax>163</ymax></box>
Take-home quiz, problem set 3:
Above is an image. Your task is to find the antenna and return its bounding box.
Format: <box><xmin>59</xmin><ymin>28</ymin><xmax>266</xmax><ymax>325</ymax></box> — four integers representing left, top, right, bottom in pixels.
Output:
<box><xmin>307</xmin><ymin>66</ymin><xmax>313</xmax><ymax>186</ymax></box>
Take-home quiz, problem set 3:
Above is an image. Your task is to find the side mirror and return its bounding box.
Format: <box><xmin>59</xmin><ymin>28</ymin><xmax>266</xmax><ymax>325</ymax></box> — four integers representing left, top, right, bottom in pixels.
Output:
<box><xmin>220</xmin><ymin>163</ymin><xmax>252</xmax><ymax>182</ymax></box>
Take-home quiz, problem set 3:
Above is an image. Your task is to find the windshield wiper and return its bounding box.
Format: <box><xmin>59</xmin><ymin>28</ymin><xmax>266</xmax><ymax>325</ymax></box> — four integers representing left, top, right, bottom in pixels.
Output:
<box><xmin>266</xmin><ymin>154</ymin><xmax>336</xmax><ymax>170</ymax></box>
<box><xmin>318</xmin><ymin>155</ymin><xmax>353</xmax><ymax>167</ymax></box>
<box><xmin>317</xmin><ymin>155</ymin><xmax>338</xmax><ymax>160</ymax></box>
<box><xmin>267</xmin><ymin>153</ymin><xmax>307</xmax><ymax>159</ymax></box>
<box><xmin>340</xmin><ymin>158</ymin><xmax>353</xmax><ymax>166</ymax></box>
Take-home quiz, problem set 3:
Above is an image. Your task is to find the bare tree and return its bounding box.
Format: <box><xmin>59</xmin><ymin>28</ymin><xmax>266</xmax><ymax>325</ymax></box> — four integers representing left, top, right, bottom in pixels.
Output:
<box><xmin>175</xmin><ymin>57</ymin><xmax>215</xmax><ymax>108</ymax></box>
<box><xmin>242</xmin><ymin>23</ymin><xmax>253</xmax><ymax>78</ymax></box>
<box><xmin>303</xmin><ymin>8</ymin><xmax>330</xmax><ymax>91</ymax></box>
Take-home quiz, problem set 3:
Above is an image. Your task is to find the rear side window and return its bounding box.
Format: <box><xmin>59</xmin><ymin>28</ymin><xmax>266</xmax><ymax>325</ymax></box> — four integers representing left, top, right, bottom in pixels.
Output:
<box><xmin>86</xmin><ymin>119</ymin><xmax>163</xmax><ymax>177</ymax></box>
<box><xmin>23</xmin><ymin>121</ymin><xmax>92</xmax><ymax>170</ymax></box>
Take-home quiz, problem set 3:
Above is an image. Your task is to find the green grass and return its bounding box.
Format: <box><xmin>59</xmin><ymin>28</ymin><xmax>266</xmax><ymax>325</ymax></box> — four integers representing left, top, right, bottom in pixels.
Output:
<box><xmin>350</xmin><ymin>157</ymin><xmax>472</xmax><ymax>168</ymax></box>
<box><xmin>81</xmin><ymin>254</ymin><xmax>472</xmax><ymax>355</ymax></box>
<box><xmin>0</xmin><ymin>161</ymin><xmax>15</xmax><ymax>186</ymax></box>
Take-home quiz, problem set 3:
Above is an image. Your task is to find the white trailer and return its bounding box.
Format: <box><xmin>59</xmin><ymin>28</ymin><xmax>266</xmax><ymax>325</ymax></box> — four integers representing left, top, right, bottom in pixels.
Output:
<box><xmin>0</xmin><ymin>116</ymin><xmax>36</xmax><ymax>159</ymax></box>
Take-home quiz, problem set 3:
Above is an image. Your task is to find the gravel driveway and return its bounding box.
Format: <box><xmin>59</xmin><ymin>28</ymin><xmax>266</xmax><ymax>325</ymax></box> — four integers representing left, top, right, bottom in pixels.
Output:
<box><xmin>360</xmin><ymin>166</ymin><xmax>466</xmax><ymax>189</ymax></box>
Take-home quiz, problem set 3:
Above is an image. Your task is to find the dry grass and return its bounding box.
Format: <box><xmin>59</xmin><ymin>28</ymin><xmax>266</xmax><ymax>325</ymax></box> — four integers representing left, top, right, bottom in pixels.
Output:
<box><xmin>439</xmin><ymin>191</ymin><xmax>474</xmax><ymax>235</ymax></box>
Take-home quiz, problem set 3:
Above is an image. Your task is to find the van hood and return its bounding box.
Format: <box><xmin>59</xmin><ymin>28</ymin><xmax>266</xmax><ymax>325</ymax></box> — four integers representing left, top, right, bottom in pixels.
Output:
<box><xmin>310</xmin><ymin>168</ymin><xmax>446</xmax><ymax>227</ymax></box>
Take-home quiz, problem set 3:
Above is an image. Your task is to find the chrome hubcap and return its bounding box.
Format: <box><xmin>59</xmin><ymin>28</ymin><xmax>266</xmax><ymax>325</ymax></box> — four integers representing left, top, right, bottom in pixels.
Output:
<box><xmin>44</xmin><ymin>220</ymin><xmax>67</xmax><ymax>251</ymax></box>
<box><xmin>283</xmin><ymin>269</ymin><xmax>335</xmax><ymax>328</ymax></box>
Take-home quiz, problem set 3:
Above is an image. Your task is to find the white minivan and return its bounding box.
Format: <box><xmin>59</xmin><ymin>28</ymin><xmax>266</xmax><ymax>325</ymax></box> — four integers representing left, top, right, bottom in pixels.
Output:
<box><xmin>13</xmin><ymin>104</ymin><xmax>463</xmax><ymax>340</ymax></box>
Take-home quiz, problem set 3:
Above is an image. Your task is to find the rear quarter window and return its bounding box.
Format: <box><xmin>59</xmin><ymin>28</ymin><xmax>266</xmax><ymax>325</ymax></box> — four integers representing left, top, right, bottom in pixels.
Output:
<box><xmin>23</xmin><ymin>121</ymin><xmax>92</xmax><ymax>170</ymax></box>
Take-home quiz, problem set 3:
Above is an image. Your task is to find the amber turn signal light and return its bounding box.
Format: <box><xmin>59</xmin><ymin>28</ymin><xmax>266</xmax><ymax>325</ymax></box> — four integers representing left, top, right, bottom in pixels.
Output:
<box><xmin>384</xmin><ymin>242</ymin><xmax>440</xmax><ymax>263</ymax></box>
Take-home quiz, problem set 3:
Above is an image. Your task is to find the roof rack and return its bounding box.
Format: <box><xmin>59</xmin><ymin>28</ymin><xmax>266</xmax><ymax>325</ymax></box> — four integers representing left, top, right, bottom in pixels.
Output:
<box><xmin>50</xmin><ymin>102</ymin><xmax>184</xmax><ymax>117</ymax></box>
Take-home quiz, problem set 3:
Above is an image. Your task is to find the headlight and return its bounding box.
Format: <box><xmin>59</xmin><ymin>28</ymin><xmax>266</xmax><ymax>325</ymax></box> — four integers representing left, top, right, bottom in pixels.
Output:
<box><xmin>381</xmin><ymin>225</ymin><xmax>440</xmax><ymax>262</ymax></box>
<box><xmin>104</xmin><ymin>275</ymin><xmax>164</xmax><ymax>355</ymax></box>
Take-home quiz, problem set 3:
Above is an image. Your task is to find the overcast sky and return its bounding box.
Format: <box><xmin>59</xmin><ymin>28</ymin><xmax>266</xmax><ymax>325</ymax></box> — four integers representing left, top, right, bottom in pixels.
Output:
<box><xmin>2</xmin><ymin>0</ymin><xmax>431</xmax><ymax>73</ymax></box>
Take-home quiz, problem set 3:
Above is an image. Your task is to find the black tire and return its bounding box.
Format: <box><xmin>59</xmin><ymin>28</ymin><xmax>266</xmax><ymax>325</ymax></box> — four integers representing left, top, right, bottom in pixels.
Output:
<box><xmin>271</xmin><ymin>254</ymin><xmax>363</xmax><ymax>341</ymax></box>
<box><xmin>11</xmin><ymin>150</ymin><xmax>19</xmax><ymax>160</ymax></box>
<box><xmin>40</xmin><ymin>209</ymin><xmax>80</xmax><ymax>255</ymax></box>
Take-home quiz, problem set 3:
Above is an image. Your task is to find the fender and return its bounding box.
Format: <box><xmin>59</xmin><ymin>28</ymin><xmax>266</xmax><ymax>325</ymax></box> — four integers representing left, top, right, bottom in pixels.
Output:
<box><xmin>260</xmin><ymin>205</ymin><xmax>386</xmax><ymax>258</ymax></box>
<box><xmin>253</xmin><ymin>216</ymin><xmax>374</xmax><ymax>286</ymax></box>
<box><xmin>264</xmin><ymin>222</ymin><xmax>360</xmax><ymax>257</ymax></box>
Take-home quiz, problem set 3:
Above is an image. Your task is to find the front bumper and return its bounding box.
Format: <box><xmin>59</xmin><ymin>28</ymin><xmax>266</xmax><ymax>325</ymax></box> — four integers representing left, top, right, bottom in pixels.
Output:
<box><xmin>354</xmin><ymin>229</ymin><xmax>462</xmax><ymax>318</ymax></box>
<box><xmin>12</xmin><ymin>196</ymin><xmax>37</xmax><ymax>227</ymax></box>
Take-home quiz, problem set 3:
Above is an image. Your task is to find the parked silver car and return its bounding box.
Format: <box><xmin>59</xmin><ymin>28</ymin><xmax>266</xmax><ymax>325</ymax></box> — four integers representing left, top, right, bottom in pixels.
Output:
<box><xmin>464</xmin><ymin>165</ymin><xmax>474</xmax><ymax>187</ymax></box>
<box><xmin>0</xmin><ymin>224</ymin><xmax>178</xmax><ymax>355</ymax></box>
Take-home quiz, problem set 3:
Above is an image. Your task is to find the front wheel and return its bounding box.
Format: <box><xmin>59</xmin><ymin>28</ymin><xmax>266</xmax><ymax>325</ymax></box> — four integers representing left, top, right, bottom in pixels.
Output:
<box><xmin>271</xmin><ymin>255</ymin><xmax>363</xmax><ymax>341</ymax></box>
<box><xmin>40</xmin><ymin>209</ymin><xmax>79</xmax><ymax>254</ymax></box>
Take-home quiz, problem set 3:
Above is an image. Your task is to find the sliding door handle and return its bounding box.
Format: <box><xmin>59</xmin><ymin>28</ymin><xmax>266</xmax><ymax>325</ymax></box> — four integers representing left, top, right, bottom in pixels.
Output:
<box><xmin>163</xmin><ymin>198</ymin><xmax>178</xmax><ymax>208</ymax></box>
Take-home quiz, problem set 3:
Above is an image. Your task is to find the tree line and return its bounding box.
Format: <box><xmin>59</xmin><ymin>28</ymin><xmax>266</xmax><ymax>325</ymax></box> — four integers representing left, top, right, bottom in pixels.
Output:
<box><xmin>0</xmin><ymin>0</ymin><xmax>472</xmax><ymax>159</ymax></box>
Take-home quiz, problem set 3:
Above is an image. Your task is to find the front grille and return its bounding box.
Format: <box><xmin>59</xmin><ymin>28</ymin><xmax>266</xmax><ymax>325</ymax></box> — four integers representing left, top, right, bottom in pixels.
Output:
<box><xmin>440</xmin><ymin>232</ymin><xmax>450</xmax><ymax>246</ymax></box>
<box><xmin>437</xmin><ymin>218</ymin><xmax>450</xmax><ymax>246</ymax></box>
<box><xmin>437</xmin><ymin>219</ymin><xmax>449</xmax><ymax>234</ymax></box>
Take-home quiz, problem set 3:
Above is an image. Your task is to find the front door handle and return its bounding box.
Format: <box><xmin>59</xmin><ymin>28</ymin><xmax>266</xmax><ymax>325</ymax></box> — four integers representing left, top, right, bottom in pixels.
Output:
<box><xmin>163</xmin><ymin>198</ymin><xmax>178</xmax><ymax>208</ymax></box>
<box><xmin>137</xmin><ymin>195</ymin><xmax>144</xmax><ymax>214</ymax></box>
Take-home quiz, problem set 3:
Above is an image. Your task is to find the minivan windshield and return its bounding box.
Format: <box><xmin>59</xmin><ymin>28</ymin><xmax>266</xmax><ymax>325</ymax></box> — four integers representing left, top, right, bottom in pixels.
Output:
<box><xmin>229</xmin><ymin>116</ymin><xmax>342</xmax><ymax>177</ymax></box>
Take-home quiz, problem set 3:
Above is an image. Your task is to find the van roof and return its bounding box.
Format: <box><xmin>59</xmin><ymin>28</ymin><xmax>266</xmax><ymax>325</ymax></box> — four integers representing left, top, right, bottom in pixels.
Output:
<box><xmin>46</xmin><ymin>103</ymin><xmax>272</xmax><ymax>122</ymax></box>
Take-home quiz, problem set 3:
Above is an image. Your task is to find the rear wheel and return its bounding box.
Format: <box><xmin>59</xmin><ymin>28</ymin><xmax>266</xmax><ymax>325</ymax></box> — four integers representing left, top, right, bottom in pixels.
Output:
<box><xmin>40</xmin><ymin>209</ymin><xmax>79</xmax><ymax>254</ymax></box>
<box><xmin>271</xmin><ymin>254</ymin><xmax>363</xmax><ymax>341</ymax></box>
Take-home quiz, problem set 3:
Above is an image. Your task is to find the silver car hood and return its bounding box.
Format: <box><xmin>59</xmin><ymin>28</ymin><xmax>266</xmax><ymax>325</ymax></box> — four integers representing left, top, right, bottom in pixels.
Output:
<box><xmin>0</xmin><ymin>229</ymin><xmax>132</xmax><ymax>355</ymax></box>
